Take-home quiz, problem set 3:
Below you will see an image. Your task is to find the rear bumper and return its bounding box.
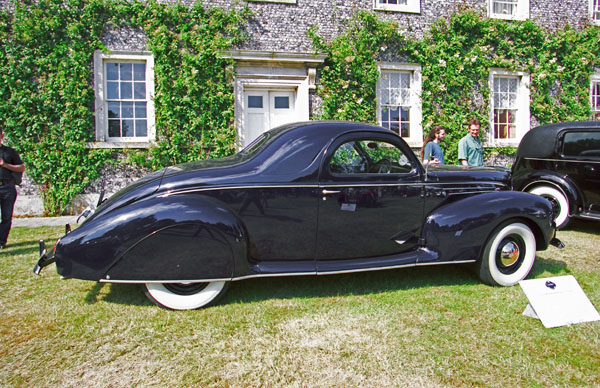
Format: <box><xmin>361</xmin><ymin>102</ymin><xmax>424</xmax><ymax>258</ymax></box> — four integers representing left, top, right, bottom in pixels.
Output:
<box><xmin>33</xmin><ymin>240</ymin><xmax>56</xmax><ymax>275</ymax></box>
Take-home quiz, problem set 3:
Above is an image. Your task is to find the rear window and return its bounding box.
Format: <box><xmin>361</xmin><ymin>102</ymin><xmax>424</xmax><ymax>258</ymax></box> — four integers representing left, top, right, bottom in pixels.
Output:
<box><xmin>562</xmin><ymin>131</ymin><xmax>600</xmax><ymax>159</ymax></box>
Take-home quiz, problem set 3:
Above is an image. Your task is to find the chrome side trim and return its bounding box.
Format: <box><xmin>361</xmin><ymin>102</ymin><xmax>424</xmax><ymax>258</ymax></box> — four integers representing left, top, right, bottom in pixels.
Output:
<box><xmin>158</xmin><ymin>184</ymin><xmax>319</xmax><ymax>198</ymax></box>
<box><xmin>159</xmin><ymin>181</ymin><xmax>506</xmax><ymax>197</ymax></box>
<box><xmin>524</xmin><ymin>157</ymin><xmax>600</xmax><ymax>164</ymax></box>
<box><xmin>97</xmin><ymin>260</ymin><xmax>477</xmax><ymax>284</ymax></box>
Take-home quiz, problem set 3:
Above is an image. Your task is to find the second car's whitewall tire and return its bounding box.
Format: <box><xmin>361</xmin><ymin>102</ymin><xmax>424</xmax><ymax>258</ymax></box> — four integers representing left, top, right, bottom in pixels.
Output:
<box><xmin>479</xmin><ymin>222</ymin><xmax>536</xmax><ymax>286</ymax></box>
<box><xmin>527</xmin><ymin>185</ymin><xmax>570</xmax><ymax>229</ymax></box>
<box><xmin>144</xmin><ymin>281</ymin><xmax>229</xmax><ymax>310</ymax></box>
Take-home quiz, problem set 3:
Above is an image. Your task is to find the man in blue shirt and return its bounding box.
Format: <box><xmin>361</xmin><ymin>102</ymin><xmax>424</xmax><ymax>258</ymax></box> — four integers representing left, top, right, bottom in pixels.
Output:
<box><xmin>458</xmin><ymin>118</ymin><xmax>484</xmax><ymax>167</ymax></box>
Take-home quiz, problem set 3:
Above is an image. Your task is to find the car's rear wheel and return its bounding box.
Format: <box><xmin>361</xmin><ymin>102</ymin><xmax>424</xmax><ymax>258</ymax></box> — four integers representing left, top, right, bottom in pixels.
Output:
<box><xmin>478</xmin><ymin>221</ymin><xmax>536</xmax><ymax>286</ymax></box>
<box><xmin>143</xmin><ymin>281</ymin><xmax>229</xmax><ymax>310</ymax></box>
<box><xmin>527</xmin><ymin>185</ymin><xmax>570</xmax><ymax>229</ymax></box>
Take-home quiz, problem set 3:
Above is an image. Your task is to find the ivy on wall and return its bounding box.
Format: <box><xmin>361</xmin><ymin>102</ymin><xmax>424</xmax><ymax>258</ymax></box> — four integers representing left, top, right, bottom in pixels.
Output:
<box><xmin>311</xmin><ymin>10</ymin><xmax>600</xmax><ymax>163</ymax></box>
<box><xmin>0</xmin><ymin>0</ymin><xmax>248</xmax><ymax>215</ymax></box>
<box><xmin>1</xmin><ymin>2</ymin><xmax>599</xmax><ymax>215</ymax></box>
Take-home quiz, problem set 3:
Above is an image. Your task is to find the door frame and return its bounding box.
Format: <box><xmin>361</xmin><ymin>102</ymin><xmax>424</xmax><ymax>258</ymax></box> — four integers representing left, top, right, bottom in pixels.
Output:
<box><xmin>226</xmin><ymin>51</ymin><xmax>326</xmax><ymax>149</ymax></box>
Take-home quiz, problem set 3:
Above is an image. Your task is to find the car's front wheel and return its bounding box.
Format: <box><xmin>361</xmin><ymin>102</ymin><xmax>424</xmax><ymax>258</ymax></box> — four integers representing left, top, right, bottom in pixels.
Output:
<box><xmin>478</xmin><ymin>221</ymin><xmax>536</xmax><ymax>286</ymax></box>
<box><xmin>527</xmin><ymin>185</ymin><xmax>570</xmax><ymax>229</ymax></box>
<box><xmin>143</xmin><ymin>281</ymin><xmax>229</xmax><ymax>310</ymax></box>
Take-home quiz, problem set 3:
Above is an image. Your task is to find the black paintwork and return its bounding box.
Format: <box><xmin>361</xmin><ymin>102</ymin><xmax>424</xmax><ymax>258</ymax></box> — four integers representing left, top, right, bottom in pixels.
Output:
<box><xmin>512</xmin><ymin>121</ymin><xmax>600</xmax><ymax>220</ymax></box>
<box><xmin>45</xmin><ymin>121</ymin><xmax>556</xmax><ymax>283</ymax></box>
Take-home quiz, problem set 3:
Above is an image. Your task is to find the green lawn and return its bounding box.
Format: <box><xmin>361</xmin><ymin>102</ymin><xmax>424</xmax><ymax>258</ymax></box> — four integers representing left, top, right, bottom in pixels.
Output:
<box><xmin>1</xmin><ymin>221</ymin><xmax>599</xmax><ymax>387</ymax></box>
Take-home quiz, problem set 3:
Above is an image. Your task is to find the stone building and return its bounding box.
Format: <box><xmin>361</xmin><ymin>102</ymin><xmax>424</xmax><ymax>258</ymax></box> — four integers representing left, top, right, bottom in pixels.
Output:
<box><xmin>13</xmin><ymin>0</ymin><xmax>600</xmax><ymax>215</ymax></box>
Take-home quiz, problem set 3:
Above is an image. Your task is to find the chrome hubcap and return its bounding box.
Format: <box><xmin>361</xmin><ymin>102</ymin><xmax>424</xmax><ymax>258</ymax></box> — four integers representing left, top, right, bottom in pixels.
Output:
<box><xmin>500</xmin><ymin>241</ymin><xmax>520</xmax><ymax>267</ymax></box>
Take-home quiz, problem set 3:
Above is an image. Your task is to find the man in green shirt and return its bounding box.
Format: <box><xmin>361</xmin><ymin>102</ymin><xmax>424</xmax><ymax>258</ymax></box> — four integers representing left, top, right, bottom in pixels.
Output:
<box><xmin>458</xmin><ymin>118</ymin><xmax>484</xmax><ymax>167</ymax></box>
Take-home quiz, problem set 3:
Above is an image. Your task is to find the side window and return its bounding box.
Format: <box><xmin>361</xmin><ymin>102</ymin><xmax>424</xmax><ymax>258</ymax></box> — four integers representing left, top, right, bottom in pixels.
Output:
<box><xmin>488</xmin><ymin>0</ymin><xmax>529</xmax><ymax>20</ymax></box>
<box><xmin>329</xmin><ymin>139</ymin><xmax>413</xmax><ymax>175</ymax></box>
<box><xmin>93</xmin><ymin>51</ymin><xmax>156</xmax><ymax>148</ymax></box>
<box><xmin>563</xmin><ymin>132</ymin><xmax>600</xmax><ymax>159</ymax></box>
<box><xmin>591</xmin><ymin>0</ymin><xmax>600</xmax><ymax>25</ymax></box>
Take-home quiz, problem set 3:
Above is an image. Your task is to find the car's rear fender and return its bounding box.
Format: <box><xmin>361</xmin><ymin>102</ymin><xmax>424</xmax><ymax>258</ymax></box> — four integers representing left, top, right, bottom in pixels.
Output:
<box><xmin>419</xmin><ymin>191</ymin><xmax>554</xmax><ymax>264</ymax></box>
<box><xmin>512</xmin><ymin>160</ymin><xmax>582</xmax><ymax>215</ymax></box>
<box><xmin>55</xmin><ymin>194</ymin><xmax>249</xmax><ymax>282</ymax></box>
<box><xmin>518</xmin><ymin>173</ymin><xmax>581</xmax><ymax>216</ymax></box>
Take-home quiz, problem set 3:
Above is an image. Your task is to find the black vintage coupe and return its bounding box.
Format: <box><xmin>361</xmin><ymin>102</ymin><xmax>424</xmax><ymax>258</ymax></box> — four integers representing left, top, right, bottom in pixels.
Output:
<box><xmin>35</xmin><ymin>121</ymin><xmax>561</xmax><ymax>310</ymax></box>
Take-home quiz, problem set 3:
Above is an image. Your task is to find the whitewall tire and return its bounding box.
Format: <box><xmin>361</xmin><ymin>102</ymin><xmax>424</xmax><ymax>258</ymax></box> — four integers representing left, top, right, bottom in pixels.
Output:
<box><xmin>478</xmin><ymin>222</ymin><xmax>536</xmax><ymax>286</ymax></box>
<box><xmin>144</xmin><ymin>281</ymin><xmax>229</xmax><ymax>310</ymax></box>
<box><xmin>527</xmin><ymin>185</ymin><xmax>570</xmax><ymax>229</ymax></box>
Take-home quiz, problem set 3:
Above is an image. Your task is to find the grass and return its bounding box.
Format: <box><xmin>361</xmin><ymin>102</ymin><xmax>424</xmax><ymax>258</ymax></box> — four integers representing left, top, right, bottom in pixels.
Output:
<box><xmin>1</xmin><ymin>221</ymin><xmax>599</xmax><ymax>387</ymax></box>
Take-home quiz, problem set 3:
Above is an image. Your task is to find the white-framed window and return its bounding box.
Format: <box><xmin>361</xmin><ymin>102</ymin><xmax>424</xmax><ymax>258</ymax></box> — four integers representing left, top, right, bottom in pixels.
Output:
<box><xmin>590</xmin><ymin>0</ymin><xmax>600</xmax><ymax>25</ymax></box>
<box><xmin>488</xmin><ymin>0</ymin><xmax>529</xmax><ymax>20</ymax></box>
<box><xmin>374</xmin><ymin>0</ymin><xmax>420</xmax><ymax>14</ymax></box>
<box><xmin>377</xmin><ymin>63</ymin><xmax>422</xmax><ymax>146</ymax></box>
<box><xmin>489</xmin><ymin>69</ymin><xmax>530</xmax><ymax>145</ymax></box>
<box><xmin>92</xmin><ymin>51</ymin><xmax>155</xmax><ymax>148</ymax></box>
<box><xmin>590</xmin><ymin>74</ymin><xmax>600</xmax><ymax>120</ymax></box>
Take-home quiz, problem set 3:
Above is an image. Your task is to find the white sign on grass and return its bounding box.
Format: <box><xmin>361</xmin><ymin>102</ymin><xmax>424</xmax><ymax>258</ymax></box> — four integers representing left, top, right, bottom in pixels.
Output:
<box><xmin>519</xmin><ymin>275</ymin><xmax>600</xmax><ymax>328</ymax></box>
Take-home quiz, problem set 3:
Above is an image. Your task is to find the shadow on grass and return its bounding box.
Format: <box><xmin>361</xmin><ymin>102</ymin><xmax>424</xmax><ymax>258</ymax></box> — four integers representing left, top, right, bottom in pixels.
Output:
<box><xmin>85</xmin><ymin>255</ymin><xmax>573</xmax><ymax>309</ymax></box>
<box><xmin>85</xmin><ymin>264</ymin><xmax>481</xmax><ymax>308</ymax></box>
<box><xmin>528</xmin><ymin>255</ymin><xmax>569</xmax><ymax>279</ymax></box>
<box><xmin>1</xmin><ymin>239</ymin><xmax>46</xmax><ymax>257</ymax></box>
<box><xmin>85</xmin><ymin>282</ymin><xmax>153</xmax><ymax>307</ymax></box>
<box><xmin>562</xmin><ymin>218</ymin><xmax>600</xmax><ymax>235</ymax></box>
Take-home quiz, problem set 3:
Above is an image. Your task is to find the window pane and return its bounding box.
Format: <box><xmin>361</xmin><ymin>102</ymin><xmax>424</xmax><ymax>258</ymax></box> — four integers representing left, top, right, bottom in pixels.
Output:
<box><xmin>591</xmin><ymin>81</ymin><xmax>600</xmax><ymax>120</ymax></box>
<box><xmin>400</xmin><ymin>122</ymin><xmax>410</xmax><ymax>138</ymax></box>
<box><xmin>122</xmin><ymin>102</ymin><xmax>134</xmax><ymax>118</ymax></box>
<box><xmin>563</xmin><ymin>132</ymin><xmax>600</xmax><ymax>158</ymax></box>
<box><xmin>107</xmin><ymin>102</ymin><xmax>120</xmax><ymax>118</ymax></box>
<box><xmin>135</xmin><ymin>120</ymin><xmax>147</xmax><ymax>137</ymax></box>
<box><xmin>120</xmin><ymin>82</ymin><xmax>132</xmax><ymax>99</ymax></box>
<box><xmin>274</xmin><ymin>96</ymin><xmax>289</xmax><ymax>109</ymax></box>
<box><xmin>104</xmin><ymin>60</ymin><xmax>149</xmax><ymax>140</ymax></box>
<box><xmin>134</xmin><ymin>82</ymin><xmax>146</xmax><ymax>99</ymax></box>
<box><xmin>133</xmin><ymin>63</ymin><xmax>146</xmax><ymax>81</ymax></box>
<box><xmin>122</xmin><ymin>119</ymin><xmax>134</xmax><ymax>137</ymax></box>
<box><xmin>106</xmin><ymin>82</ymin><xmax>119</xmax><ymax>100</ymax></box>
<box><xmin>108</xmin><ymin>120</ymin><xmax>121</xmax><ymax>137</ymax></box>
<box><xmin>135</xmin><ymin>102</ymin><xmax>147</xmax><ymax>118</ymax></box>
<box><xmin>120</xmin><ymin>63</ymin><xmax>132</xmax><ymax>81</ymax></box>
<box><xmin>248</xmin><ymin>95</ymin><xmax>263</xmax><ymax>108</ymax></box>
<box><xmin>493</xmin><ymin>0</ymin><xmax>517</xmax><ymax>15</ymax></box>
<box><xmin>106</xmin><ymin>63</ymin><xmax>119</xmax><ymax>80</ymax></box>
<box><xmin>400</xmin><ymin>107</ymin><xmax>410</xmax><ymax>122</ymax></box>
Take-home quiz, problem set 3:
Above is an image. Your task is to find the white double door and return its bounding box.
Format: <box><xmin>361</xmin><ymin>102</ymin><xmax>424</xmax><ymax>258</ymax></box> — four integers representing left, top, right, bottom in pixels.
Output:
<box><xmin>243</xmin><ymin>89</ymin><xmax>296</xmax><ymax>147</ymax></box>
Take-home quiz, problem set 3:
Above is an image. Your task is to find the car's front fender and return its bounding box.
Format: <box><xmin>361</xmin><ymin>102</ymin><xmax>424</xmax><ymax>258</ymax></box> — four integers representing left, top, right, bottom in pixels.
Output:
<box><xmin>419</xmin><ymin>191</ymin><xmax>554</xmax><ymax>264</ymax></box>
<box><xmin>55</xmin><ymin>194</ymin><xmax>249</xmax><ymax>282</ymax></box>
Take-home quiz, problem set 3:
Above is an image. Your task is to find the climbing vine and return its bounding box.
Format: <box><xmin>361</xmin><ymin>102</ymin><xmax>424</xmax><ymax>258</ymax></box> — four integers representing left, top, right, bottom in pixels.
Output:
<box><xmin>312</xmin><ymin>9</ymin><xmax>600</xmax><ymax>163</ymax></box>
<box><xmin>1</xmin><ymin>2</ymin><xmax>599</xmax><ymax>215</ymax></box>
<box><xmin>0</xmin><ymin>0</ymin><xmax>248</xmax><ymax>215</ymax></box>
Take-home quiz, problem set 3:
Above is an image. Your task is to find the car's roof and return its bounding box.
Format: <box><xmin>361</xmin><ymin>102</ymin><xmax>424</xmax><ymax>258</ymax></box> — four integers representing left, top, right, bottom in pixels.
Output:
<box><xmin>266</xmin><ymin>120</ymin><xmax>396</xmax><ymax>140</ymax></box>
<box><xmin>517</xmin><ymin>121</ymin><xmax>600</xmax><ymax>158</ymax></box>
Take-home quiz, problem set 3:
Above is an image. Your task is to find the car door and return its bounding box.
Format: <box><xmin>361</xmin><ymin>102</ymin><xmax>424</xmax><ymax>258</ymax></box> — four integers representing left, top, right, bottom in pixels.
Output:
<box><xmin>562</xmin><ymin>130</ymin><xmax>600</xmax><ymax>215</ymax></box>
<box><xmin>316</xmin><ymin>133</ymin><xmax>424</xmax><ymax>271</ymax></box>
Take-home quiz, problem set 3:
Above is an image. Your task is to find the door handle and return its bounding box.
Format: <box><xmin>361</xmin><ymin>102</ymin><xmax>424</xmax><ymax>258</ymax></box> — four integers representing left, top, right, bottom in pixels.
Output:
<box><xmin>322</xmin><ymin>189</ymin><xmax>341</xmax><ymax>195</ymax></box>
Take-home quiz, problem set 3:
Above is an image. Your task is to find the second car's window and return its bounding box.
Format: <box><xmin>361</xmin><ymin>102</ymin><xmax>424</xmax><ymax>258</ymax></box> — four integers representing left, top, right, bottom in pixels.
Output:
<box><xmin>329</xmin><ymin>139</ymin><xmax>413</xmax><ymax>175</ymax></box>
<box><xmin>563</xmin><ymin>131</ymin><xmax>600</xmax><ymax>159</ymax></box>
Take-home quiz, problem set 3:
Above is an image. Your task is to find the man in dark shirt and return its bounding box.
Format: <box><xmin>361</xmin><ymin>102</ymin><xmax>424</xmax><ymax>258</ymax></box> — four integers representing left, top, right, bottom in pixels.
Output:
<box><xmin>0</xmin><ymin>128</ymin><xmax>25</xmax><ymax>249</ymax></box>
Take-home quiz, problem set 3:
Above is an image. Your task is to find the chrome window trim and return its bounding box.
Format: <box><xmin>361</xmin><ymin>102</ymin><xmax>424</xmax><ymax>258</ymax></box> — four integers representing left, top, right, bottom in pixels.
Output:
<box><xmin>524</xmin><ymin>157</ymin><xmax>600</xmax><ymax>164</ymax></box>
